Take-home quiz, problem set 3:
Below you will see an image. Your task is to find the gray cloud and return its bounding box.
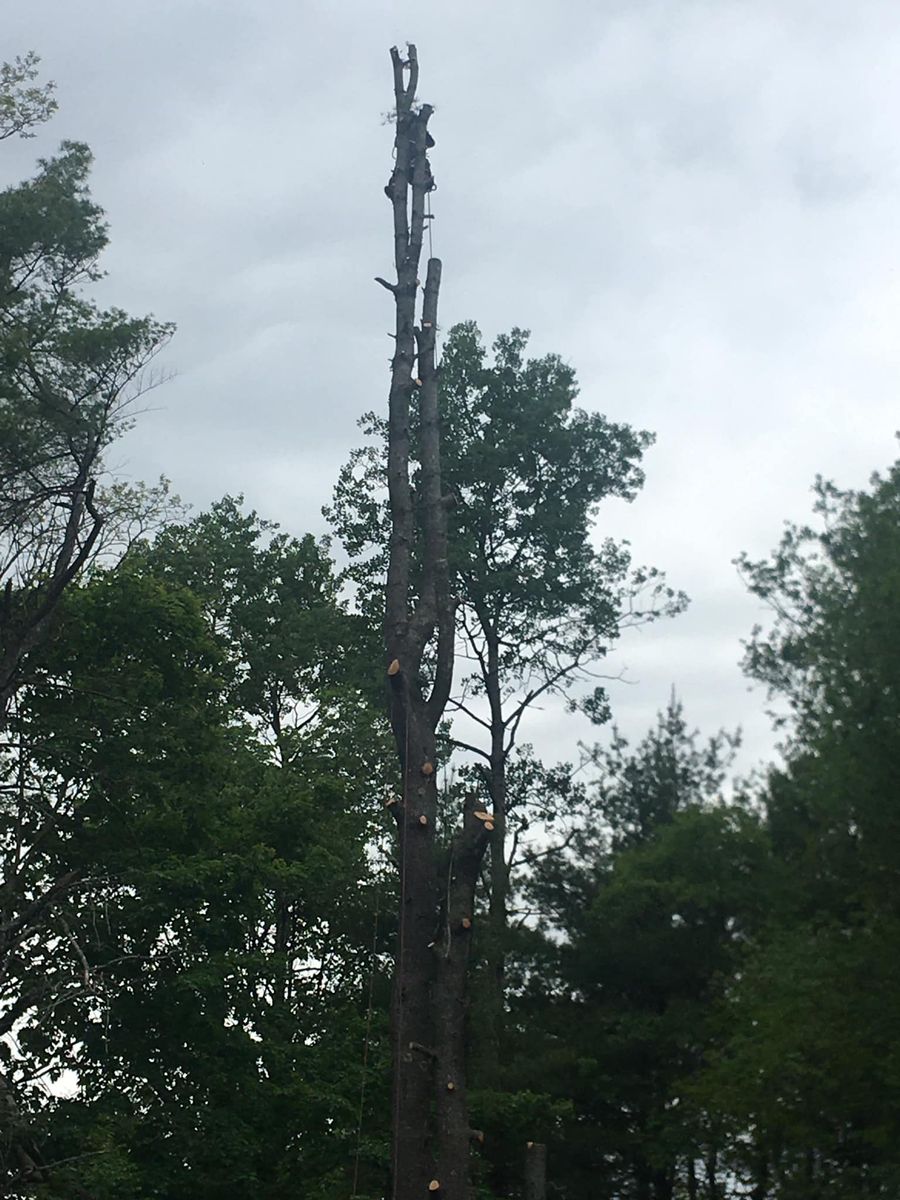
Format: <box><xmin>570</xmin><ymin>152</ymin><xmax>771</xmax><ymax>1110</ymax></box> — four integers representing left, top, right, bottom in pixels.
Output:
<box><xmin>6</xmin><ymin>0</ymin><xmax>900</xmax><ymax>775</ymax></box>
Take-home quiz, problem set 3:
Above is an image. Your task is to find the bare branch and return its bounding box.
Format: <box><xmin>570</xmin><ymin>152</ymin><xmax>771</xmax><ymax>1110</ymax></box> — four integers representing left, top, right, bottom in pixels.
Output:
<box><xmin>0</xmin><ymin>870</ymin><xmax>80</xmax><ymax>952</ymax></box>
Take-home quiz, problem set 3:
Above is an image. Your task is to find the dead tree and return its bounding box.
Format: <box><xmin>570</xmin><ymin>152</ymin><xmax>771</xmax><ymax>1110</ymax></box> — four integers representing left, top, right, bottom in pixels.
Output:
<box><xmin>524</xmin><ymin>1142</ymin><xmax>547</xmax><ymax>1200</ymax></box>
<box><xmin>380</xmin><ymin>44</ymin><xmax>489</xmax><ymax>1200</ymax></box>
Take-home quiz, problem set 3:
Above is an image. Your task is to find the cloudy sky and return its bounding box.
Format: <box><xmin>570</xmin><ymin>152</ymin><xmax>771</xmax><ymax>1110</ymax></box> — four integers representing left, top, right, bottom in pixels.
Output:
<box><xmin>6</xmin><ymin>0</ymin><xmax>900</xmax><ymax>776</ymax></box>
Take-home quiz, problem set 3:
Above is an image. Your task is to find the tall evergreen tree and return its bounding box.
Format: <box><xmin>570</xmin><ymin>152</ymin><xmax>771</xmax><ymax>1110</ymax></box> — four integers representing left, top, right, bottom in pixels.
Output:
<box><xmin>693</xmin><ymin>455</ymin><xmax>900</xmax><ymax>1197</ymax></box>
<box><xmin>510</xmin><ymin>703</ymin><xmax>755</xmax><ymax>1200</ymax></box>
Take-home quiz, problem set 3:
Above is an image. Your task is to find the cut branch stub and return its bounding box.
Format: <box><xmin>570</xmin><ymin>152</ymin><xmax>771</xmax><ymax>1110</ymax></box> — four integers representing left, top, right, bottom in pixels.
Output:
<box><xmin>484</xmin><ymin>821</ymin><xmax>495</xmax><ymax>832</ymax></box>
<box><xmin>418</xmin><ymin>814</ymin><xmax>428</xmax><ymax>827</ymax></box>
<box><xmin>388</xmin><ymin>658</ymin><xmax>401</xmax><ymax>677</ymax></box>
<box><xmin>428</xmin><ymin>1184</ymin><xmax>441</xmax><ymax>1194</ymax></box>
<box><xmin>421</xmin><ymin>761</ymin><xmax>435</xmax><ymax>777</ymax></box>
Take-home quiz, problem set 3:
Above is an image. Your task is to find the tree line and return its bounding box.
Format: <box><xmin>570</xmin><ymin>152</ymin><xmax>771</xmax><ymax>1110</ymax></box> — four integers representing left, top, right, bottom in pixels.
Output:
<box><xmin>1</xmin><ymin>50</ymin><xmax>898</xmax><ymax>1200</ymax></box>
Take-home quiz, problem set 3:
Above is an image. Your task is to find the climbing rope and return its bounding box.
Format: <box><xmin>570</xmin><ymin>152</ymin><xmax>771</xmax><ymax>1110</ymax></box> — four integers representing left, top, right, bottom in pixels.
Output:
<box><xmin>425</xmin><ymin>189</ymin><xmax>441</xmax><ymax>361</ymax></box>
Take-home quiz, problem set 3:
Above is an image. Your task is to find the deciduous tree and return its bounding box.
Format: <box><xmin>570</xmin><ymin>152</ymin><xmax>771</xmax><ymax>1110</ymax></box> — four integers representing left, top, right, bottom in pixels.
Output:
<box><xmin>0</xmin><ymin>63</ymin><xmax>173</xmax><ymax>719</ymax></box>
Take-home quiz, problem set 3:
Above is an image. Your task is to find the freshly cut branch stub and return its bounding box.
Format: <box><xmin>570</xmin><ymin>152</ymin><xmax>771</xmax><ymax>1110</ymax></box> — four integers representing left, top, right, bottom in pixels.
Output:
<box><xmin>418</xmin><ymin>814</ymin><xmax>428</xmax><ymax>827</ymax></box>
<box><xmin>428</xmin><ymin>1183</ymin><xmax>441</xmax><ymax>1193</ymax></box>
<box><xmin>484</xmin><ymin>821</ymin><xmax>495</xmax><ymax>832</ymax></box>
<box><xmin>421</xmin><ymin>761</ymin><xmax>435</xmax><ymax>776</ymax></box>
<box><xmin>387</xmin><ymin>658</ymin><xmax>401</xmax><ymax>676</ymax></box>
<box><xmin>461</xmin><ymin>917</ymin><xmax>472</xmax><ymax>930</ymax></box>
<box><xmin>473</xmin><ymin>811</ymin><xmax>492</xmax><ymax>821</ymax></box>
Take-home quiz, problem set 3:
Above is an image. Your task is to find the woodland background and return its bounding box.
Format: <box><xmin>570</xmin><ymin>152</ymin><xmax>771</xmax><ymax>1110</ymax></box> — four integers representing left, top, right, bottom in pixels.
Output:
<box><xmin>2</xmin><ymin>37</ymin><xmax>900</xmax><ymax>1200</ymax></box>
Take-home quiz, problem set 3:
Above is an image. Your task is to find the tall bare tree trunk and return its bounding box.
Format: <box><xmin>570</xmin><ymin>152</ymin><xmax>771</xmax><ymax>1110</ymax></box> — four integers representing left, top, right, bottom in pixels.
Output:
<box><xmin>705</xmin><ymin>1147</ymin><xmax>719</xmax><ymax>1200</ymax></box>
<box><xmin>524</xmin><ymin>1142</ymin><xmax>547</xmax><ymax>1200</ymax></box>
<box><xmin>380</xmin><ymin>45</ymin><xmax>488</xmax><ymax>1200</ymax></box>
<box><xmin>433</xmin><ymin>792</ymin><xmax>488</xmax><ymax>1197</ymax></box>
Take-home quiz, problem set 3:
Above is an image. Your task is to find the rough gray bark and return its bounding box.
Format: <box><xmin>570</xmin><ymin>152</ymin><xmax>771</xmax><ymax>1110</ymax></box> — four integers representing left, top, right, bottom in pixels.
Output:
<box><xmin>524</xmin><ymin>1142</ymin><xmax>547</xmax><ymax>1200</ymax></box>
<box><xmin>380</xmin><ymin>44</ymin><xmax>488</xmax><ymax>1200</ymax></box>
<box><xmin>483</xmin><ymin>623</ymin><xmax>508</xmax><ymax>1079</ymax></box>
<box><xmin>382</xmin><ymin>46</ymin><xmax>442</xmax><ymax>1200</ymax></box>
<box><xmin>433</xmin><ymin>793</ymin><xmax>489</xmax><ymax>1198</ymax></box>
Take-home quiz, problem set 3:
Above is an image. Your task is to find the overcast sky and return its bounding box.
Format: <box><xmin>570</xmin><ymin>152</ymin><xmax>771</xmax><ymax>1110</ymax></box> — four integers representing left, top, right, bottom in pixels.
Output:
<box><xmin>6</xmin><ymin>0</ymin><xmax>900</xmax><ymax>777</ymax></box>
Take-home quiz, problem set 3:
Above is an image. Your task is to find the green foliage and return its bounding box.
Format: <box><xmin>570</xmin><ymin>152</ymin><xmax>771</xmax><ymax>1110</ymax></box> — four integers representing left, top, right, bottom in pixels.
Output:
<box><xmin>509</xmin><ymin>704</ymin><xmax>762</xmax><ymax>1199</ymax></box>
<box><xmin>0</xmin><ymin>141</ymin><xmax>173</xmax><ymax>545</ymax></box>
<box><xmin>693</xmin><ymin>920</ymin><xmax>900</xmax><ymax>1197</ymax></box>
<box><xmin>141</xmin><ymin>496</ymin><xmax>382</xmax><ymax>747</ymax></box>
<box><xmin>0</xmin><ymin>562</ymin><xmax>228</xmax><ymax>1189</ymax></box>
<box><xmin>6</xmin><ymin>49</ymin><xmax>899</xmax><ymax>1200</ymax></box>
<box><xmin>0</xmin><ymin>53</ymin><xmax>57</xmax><ymax>142</ymax></box>
<box><xmin>692</xmin><ymin>454</ymin><xmax>900</xmax><ymax>1195</ymax></box>
<box><xmin>585</xmin><ymin>696</ymin><xmax>740</xmax><ymax>851</ymax></box>
<box><xmin>328</xmin><ymin>321</ymin><xmax>685</xmax><ymax>721</ymax></box>
<box><xmin>0</xmin><ymin>88</ymin><xmax>174</xmax><ymax>724</ymax></box>
<box><xmin>739</xmin><ymin>461</ymin><xmax>900</xmax><ymax>917</ymax></box>
<box><xmin>739</xmin><ymin>461</ymin><xmax>900</xmax><ymax>746</ymax></box>
<box><xmin>1</xmin><ymin>499</ymin><xmax>393</xmax><ymax>1197</ymax></box>
<box><xmin>331</xmin><ymin>320</ymin><xmax>686</xmax><ymax>1199</ymax></box>
<box><xmin>438</xmin><ymin>323</ymin><xmax>662</xmax><ymax>674</ymax></box>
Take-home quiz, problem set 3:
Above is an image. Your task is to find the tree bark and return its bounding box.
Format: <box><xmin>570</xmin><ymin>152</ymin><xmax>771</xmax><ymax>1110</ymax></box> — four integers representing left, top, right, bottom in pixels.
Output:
<box><xmin>389</xmin><ymin>700</ymin><xmax>441</xmax><ymax>1200</ymax></box>
<box><xmin>0</xmin><ymin>468</ymin><xmax>103</xmax><ymax>722</ymax></box>
<box><xmin>523</xmin><ymin>1142</ymin><xmax>547</xmax><ymax>1200</ymax></box>
<box><xmin>380</xmin><ymin>45</ymin><xmax>486</xmax><ymax>1200</ymax></box>
<box><xmin>749</xmin><ymin>1150</ymin><xmax>769</xmax><ymax>1200</ymax></box>
<box><xmin>705</xmin><ymin>1147</ymin><xmax>719</xmax><ymax>1200</ymax></box>
<box><xmin>434</xmin><ymin>795</ymin><xmax>490</xmax><ymax>1199</ymax></box>
<box><xmin>483</xmin><ymin>625</ymin><xmax>508</xmax><ymax>1080</ymax></box>
<box><xmin>653</xmin><ymin>1166</ymin><xmax>674</xmax><ymax>1200</ymax></box>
